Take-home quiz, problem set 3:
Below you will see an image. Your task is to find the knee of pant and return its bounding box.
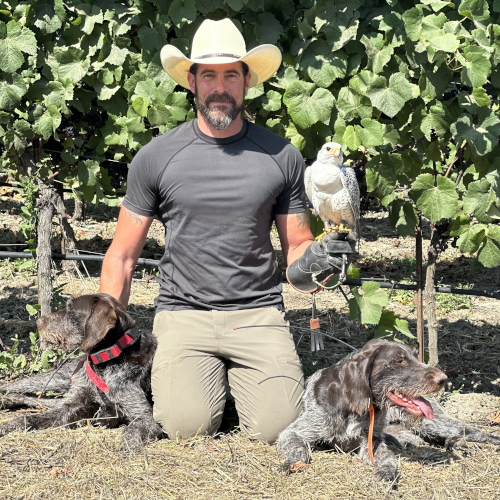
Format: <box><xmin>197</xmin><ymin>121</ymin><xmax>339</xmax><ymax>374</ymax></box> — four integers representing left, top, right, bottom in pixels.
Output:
<box><xmin>245</xmin><ymin>409</ymin><xmax>301</xmax><ymax>444</ymax></box>
<box><xmin>154</xmin><ymin>407</ymin><xmax>221</xmax><ymax>440</ymax></box>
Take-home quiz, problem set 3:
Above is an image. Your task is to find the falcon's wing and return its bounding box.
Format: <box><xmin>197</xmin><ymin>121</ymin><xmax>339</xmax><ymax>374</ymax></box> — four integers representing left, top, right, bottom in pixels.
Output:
<box><xmin>340</xmin><ymin>166</ymin><xmax>360</xmax><ymax>235</ymax></box>
<box><xmin>304</xmin><ymin>165</ymin><xmax>313</xmax><ymax>208</ymax></box>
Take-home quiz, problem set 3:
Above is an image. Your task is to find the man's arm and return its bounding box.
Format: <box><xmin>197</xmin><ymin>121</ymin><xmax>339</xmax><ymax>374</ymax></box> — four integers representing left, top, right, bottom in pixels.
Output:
<box><xmin>100</xmin><ymin>206</ymin><xmax>155</xmax><ymax>306</ymax></box>
<box><xmin>275</xmin><ymin>212</ymin><xmax>314</xmax><ymax>266</ymax></box>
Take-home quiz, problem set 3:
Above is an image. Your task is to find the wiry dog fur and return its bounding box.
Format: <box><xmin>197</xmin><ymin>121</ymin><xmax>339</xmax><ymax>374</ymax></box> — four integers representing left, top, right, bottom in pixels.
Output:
<box><xmin>277</xmin><ymin>339</ymin><xmax>500</xmax><ymax>482</ymax></box>
<box><xmin>0</xmin><ymin>294</ymin><xmax>164</xmax><ymax>451</ymax></box>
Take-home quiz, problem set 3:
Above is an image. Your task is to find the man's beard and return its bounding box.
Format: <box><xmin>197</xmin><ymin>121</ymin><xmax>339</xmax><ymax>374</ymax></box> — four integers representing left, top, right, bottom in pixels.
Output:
<box><xmin>195</xmin><ymin>90</ymin><xmax>242</xmax><ymax>131</ymax></box>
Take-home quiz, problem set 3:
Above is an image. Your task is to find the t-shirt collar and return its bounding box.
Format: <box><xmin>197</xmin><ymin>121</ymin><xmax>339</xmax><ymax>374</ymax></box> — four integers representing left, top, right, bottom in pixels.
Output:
<box><xmin>193</xmin><ymin>118</ymin><xmax>249</xmax><ymax>145</ymax></box>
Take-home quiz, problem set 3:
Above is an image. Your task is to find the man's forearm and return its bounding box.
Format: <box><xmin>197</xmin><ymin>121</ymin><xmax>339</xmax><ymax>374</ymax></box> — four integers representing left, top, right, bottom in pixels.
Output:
<box><xmin>99</xmin><ymin>249</ymin><xmax>137</xmax><ymax>307</ymax></box>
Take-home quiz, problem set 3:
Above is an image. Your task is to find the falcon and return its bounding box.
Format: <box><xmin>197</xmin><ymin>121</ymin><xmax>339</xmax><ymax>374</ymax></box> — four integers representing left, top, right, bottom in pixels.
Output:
<box><xmin>305</xmin><ymin>142</ymin><xmax>360</xmax><ymax>239</ymax></box>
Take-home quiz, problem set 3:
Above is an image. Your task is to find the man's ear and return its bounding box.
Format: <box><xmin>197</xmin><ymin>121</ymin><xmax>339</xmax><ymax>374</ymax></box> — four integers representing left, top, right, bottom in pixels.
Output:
<box><xmin>80</xmin><ymin>297</ymin><xmax>117</xmax><ymax>352</ymax></box>
<box><xmin>187</xmin><ymin>72</ymin><xmax>196</xmax><ymax>94</ymax></box>
<box><xmin>244</xmin><ymin>71</ymin><xmax>251</xmax><ymax>95</ymax></box>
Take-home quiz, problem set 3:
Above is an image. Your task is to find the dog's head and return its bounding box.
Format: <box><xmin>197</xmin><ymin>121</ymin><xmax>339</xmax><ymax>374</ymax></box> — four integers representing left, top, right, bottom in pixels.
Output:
<box><xmin>340</xmin><ymin>339</ymin><xmax>447</xmax><ymax>420</ymax></box>
<box><xmin>36</xmin><ymin>293</ymin><xmax>136</xmax><ymax>352</ymax></box>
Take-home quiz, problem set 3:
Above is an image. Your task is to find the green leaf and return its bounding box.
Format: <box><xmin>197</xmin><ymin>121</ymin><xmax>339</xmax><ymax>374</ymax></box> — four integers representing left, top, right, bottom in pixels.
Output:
<box><xmin>0</xmin><ymin>74</ymin><xmax>27</xmax><ymax>111</ymax></box>
<box><xmin>283</xmin><ymin>81</ymin><xmax>334</xmax><ymax>129</ymax></box>
<box><xmin>461</xmin><ymin>46</ymin><xmax>491</xmax><ymax>88</ymax></box>
<box><xmin>409</xmin><ymin>174</ymin><xmax>459</xmax><ymax>223</ymax></box>
<box><xmin>105</xmin><ymin>45</ymin><xmax>129</xmax><ymax>67</ymax></box>
<box><xmin>148</xmin><ymin>105</ymin><xmax>174</xmax><ymax>126</ymax></box>
<box><xmin>360</xmin><ymin>33</ymin><xmax>393</xmax><ymax>74</ymax></box>
<box><xmin>365</xmin><ymin>154</ymin><xmax>398</xmax><ymax>206</ymax></box>
<box><xmin>53</xmin><ymin>47</ymin><xmax>91</xmax><ymax>84</ymax></box>
<box><xmin>457</xmin><ymin>223</ymin><xmax>486</xmax><ymax>254</ymax></box>
<box><xmin>420</xmin><ymin>100</ymin><xmax>450</xmax><ymax>140</ymax></box>
<box><xmin>477</xmin><ymin>226</ymin><xmax>500</xmax><ymax>267</ymax></box>
<box><xmin>357</xmin><ymin>118</ymin><xmax>384</xmax><ymax>147</ymax></box>
<box><xmin>367</xmin><ymin>73</ymin><xmax>414</xmax><ymax>118</ymax></box>
<box><xmin>343</xmin><ymin>125</ymin><xmax>361</xmax><ymax>151</ymax></box>
<box><xmin>463</xmin><ymin>179</ymin><xmax>500</xmax><ymax>223</ymax></box>
<box><xmin>33</xmin><ymin>105</ymin><xmax>61</xmax><ymax>139</ymax></box>
<box><xmin>262</xmin><ymin>90</ymin><xmax>281</xmax><ymax>112</ymax></box>
<box><xmin>337</xmin><ymin>82</ymin><xmax>372</xmax><ymax>121</ymax></box>
<box><xmin>132</xmin><ymin>96</ymin><xmax>149</xmax><ymax>117</ymax></box>
<box><xmin>458</xmin><ymin>0</ymin><xmax>490</xmax><ymax>26</ymax></box>
<box><xmin>168</xmin><ymin>0</ymin><xmax>196</xmax><ymax>28</ymax></box>
<box><xmin>451</xmin><ymin>109</ymin><xmax>500</xmax><ymax>156</ymax></box>
<box><xmin>389</xmin><ymin>200</ymin><xmax>419</xmax><ymax>237</ymax></box>
<box><xmin>403</xmin><ymin>6</ymin><xmax>424</xmax><ymax>41</ymax></box>
<box><xmin>0</xmin><ymin>21</ymin><xmax>37</xmax><ymax>73</ymax></box>
<box><xmin>32</xmin><ymin>0</ymin><xmax>63</xmax><ymax>34</ymax></box>
<box><xmin>429</xmin><ymin>33</ymin><xmax>460</xmax><ymax>54</ymax></box>
<box><xmin>138</xmin><ymin>25</ymin><xmax>167</xmax><ymax>52</ymax></box>
<box><xmin>299</xmin><ymin>40</ymin><xmax>347</xmax><ymax>88</ymax></box>
<box><xmin>78</xmin><ymin>160</ymin><xmax>100</xmax><ymax>187</ymax></box>
<box><xmin>255</xmin><ymin>12</ymin><xmax>284</xmax><ymax>45</ymax></box>
<box><xmin>349</xmin><ymin>282</ymin><xmax>388</xmax><ymax>325</ymax></box>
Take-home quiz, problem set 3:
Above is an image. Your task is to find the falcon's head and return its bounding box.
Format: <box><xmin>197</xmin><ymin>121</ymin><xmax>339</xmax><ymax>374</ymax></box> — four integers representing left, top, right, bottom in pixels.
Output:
<box><xmin>317</xmin><ymin>142</ymin><xmax>343</xmax><ymax>166</ymax></box>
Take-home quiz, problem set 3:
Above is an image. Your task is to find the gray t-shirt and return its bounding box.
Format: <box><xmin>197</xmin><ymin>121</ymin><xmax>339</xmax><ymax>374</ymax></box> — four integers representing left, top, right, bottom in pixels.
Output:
<box><xmin>123</xmin><ymin>119</ymin><xmax>307</xmax><ymax>312</ymax></box>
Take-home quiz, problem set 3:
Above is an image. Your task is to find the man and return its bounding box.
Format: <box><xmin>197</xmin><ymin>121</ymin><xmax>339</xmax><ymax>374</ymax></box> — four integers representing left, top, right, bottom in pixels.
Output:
<box><xmin>100</xmin><ymin>19</ymin><xmax>344</xmax><ymax>443</ymax></box>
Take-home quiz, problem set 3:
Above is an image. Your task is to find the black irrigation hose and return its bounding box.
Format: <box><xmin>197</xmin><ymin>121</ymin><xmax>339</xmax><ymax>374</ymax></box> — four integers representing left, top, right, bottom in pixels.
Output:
<box><xmin>1</xmin><ymin>251</ymin><xmax>499</xmax><ymax>299</ymax></box>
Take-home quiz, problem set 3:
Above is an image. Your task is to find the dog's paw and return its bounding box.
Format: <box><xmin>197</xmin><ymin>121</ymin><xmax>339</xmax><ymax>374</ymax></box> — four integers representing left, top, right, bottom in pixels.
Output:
<box><xmin>376</xmin><ymin>465</ymin><xmax>399</xmax><ymax>486</ymax></box>
<box><xmin>288</xmin><ymin>461</ymin><xmax>309</xmax><ymax>473</ymax></box>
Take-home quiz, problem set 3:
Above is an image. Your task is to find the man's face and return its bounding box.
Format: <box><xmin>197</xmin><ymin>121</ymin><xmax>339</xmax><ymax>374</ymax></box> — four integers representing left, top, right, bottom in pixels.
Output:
<box><xmin>188</xmin><ymin>62</ymin><xmax>251</xmax><ymax>131</ymax></box>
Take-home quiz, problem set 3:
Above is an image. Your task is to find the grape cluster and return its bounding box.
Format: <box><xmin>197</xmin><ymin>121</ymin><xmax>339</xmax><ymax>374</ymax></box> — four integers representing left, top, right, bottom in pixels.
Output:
<box><xmin>434</xmin><ymin>241</ymin><xmax>449</xmax><ymax>254</ymax></box>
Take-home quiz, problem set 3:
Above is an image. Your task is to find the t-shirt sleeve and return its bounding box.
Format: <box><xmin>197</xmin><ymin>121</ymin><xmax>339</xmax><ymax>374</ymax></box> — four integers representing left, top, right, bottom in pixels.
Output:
<box><xmin>122</xmin><ymin>142</ymin><xmax>161</xmax><ymax>217</ymax></box>
<box><xmin>273</xmin><ymin>146</ymin><xmax>308</xmax><ymax>215</ymax></box>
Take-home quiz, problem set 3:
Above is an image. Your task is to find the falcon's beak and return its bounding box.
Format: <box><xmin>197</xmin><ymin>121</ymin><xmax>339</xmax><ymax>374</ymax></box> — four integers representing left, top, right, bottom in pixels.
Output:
<box><xmin>331</xmin><ymin>148</ymin><xmax>340</xmax><ymax>156</ymax></box>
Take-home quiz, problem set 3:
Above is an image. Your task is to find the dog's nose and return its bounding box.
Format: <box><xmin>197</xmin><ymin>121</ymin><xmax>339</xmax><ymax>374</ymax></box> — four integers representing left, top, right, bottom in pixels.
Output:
<box><xmin>434</xmin><ymin>372</ymin><xmax>448</xmax><ymax>386</ymax></box>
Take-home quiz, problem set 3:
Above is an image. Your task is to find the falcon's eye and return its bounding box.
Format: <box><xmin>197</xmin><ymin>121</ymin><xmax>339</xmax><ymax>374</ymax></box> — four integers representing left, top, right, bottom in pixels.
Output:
<box><xmin>326</xmin><ymin>147</ymin><xmax>331</xmax><ymax>151</ymax></box>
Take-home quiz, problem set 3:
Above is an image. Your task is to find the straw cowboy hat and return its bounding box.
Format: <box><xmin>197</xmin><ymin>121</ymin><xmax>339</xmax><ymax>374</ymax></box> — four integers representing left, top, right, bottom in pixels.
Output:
<box><xmin>160</xmin><ymin>18</ymin><xmax>282</xmax><ymax>89</ymax></box>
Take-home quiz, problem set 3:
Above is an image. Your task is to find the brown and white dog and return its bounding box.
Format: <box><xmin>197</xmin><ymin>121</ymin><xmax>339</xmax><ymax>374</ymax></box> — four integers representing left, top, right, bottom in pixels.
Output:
<box><xmin>277</xmin><ymin>339</ymin><xmax>500</xmax><ymax>482</ymax></box>
<box><xmin>0</xmin><ymin>294</ymin><xmax>163</xmax><ymax>451</ymax></box>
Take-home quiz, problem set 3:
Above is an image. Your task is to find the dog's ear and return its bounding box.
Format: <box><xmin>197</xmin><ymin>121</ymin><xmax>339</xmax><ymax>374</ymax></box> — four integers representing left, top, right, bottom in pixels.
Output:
<box><xmin>340</xmin><ymin>344</ymin><xmax>380</xmax><ymax>416</ymax></box>
<box><xmin>80</xmin><ymin>296</ymin><xmax>118</xmax><ymax>351</ymax></box>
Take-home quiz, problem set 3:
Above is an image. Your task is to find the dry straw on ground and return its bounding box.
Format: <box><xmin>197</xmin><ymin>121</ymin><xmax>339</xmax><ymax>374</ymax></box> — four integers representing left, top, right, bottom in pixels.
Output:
<box><xmin>1</xmin><ymin>423</ymin><xmax>500</xmax><ymax>500</ymax></box>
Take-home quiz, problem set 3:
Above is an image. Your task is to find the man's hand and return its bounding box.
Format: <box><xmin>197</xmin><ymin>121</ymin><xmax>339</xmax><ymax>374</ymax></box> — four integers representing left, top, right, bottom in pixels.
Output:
<box><xmin>286</xmin><ymin>229</ymin><xmax>357</xmax><ymax>293</ymax></box>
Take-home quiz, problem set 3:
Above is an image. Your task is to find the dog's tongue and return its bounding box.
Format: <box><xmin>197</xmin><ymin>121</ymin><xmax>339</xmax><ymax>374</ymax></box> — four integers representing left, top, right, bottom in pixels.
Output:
<box><xmin>412</xmin><ymin>397</ymin><xmax>434</xmax><ymax>420</ymax></box>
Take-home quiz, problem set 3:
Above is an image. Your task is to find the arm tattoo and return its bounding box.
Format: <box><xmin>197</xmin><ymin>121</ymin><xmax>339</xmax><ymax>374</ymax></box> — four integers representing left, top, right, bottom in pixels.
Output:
<box><xmin>297</xmin><ymin>212</ymin><xmax>310</xmax><ymax>229</ymax></box>
<box><xmin>125</xmin><ymin>209</ymin><xmax>143</xmax><ymax>225</ymax></box>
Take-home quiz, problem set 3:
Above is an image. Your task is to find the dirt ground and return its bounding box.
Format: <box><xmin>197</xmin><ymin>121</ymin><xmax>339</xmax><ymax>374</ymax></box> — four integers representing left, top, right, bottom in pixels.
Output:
<box><xmin>1</xmin><ymin>186</ymin><xmax>500</xmax><ymax>499</ymax></box>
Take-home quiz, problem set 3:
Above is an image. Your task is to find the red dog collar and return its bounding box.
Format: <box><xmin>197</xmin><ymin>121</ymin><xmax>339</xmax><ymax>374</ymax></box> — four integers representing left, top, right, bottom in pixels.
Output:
<box><xmin>90</xmin><ymin>327</ymin><xmax>141</xmax><ymax>365</ymax></box>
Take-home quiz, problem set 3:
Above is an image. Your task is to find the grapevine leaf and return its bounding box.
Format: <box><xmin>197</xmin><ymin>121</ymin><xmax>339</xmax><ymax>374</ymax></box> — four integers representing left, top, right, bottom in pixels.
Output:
<box><xmin>360</xmin><ymin>33</ymin><xmax>393</xmax><ymax>74</ymax></box>
<box><xmin>299</xmin><ymin>40</ymin><xmax>347</xmax><ymax>88</ymax></box>
<box><xmin>53</xmin><ymin>48</ymin><xmax>91</xmax><ymax>84</ymax></box>
<box><xmin>168</xmin><ymin>0</ymin><xmax>196</xmax><ymax>28</ymax></box>
<box><xmin>458</xmin><ymin>0</ymin><xmax>490</xmax><ymax>25</ymax></box>
<box><xmin>337</xmin><ymin>83</ymin><xmax>372</xmax><ymax>121</ymax></box>
<box><xmin>262</xmin><ymin>90</ymin><xmax>281</xmax><ymax>112</ymax></box>
<box><xmin>32</xmin><ymin>0</ymin><xmax>63</xmax><ymax>34</ymax></box>
<box><xmin>356</xmin><ymin>118</ymin><xmax>384</xmax><ymax>147</ymax></box>
<box><xmin>33</xmin><ymin>105</ymin><xmax>61</xmax><ymax>139</ymax></box>
<box><xmin>463</xmin><ymin>178</ymin><xmax>500</xmax><ymax>223</ymax></box>
<box><xmin>105</xmin><ymin>45</ymin><xmax>129</xmax><ymax>67</ymax></box>
<box><xmin>0</xmin><ymin>74</ymin><xmax>27</xmax><ymax>111</ymax></box>
<box><xmin>349</xmin><ymin>282</ymin><xmax>388</xmax><ymax>325</ymax></box>
<box><xmin>78</xmin><ymin>160</ymin><xmax>100</xmax><ymax>187</ymax></box>
<box><xmin>477</xmin><ymin>226</ymin><xmax>500</xmax><ymax>267</ymax></box>
<box><xmin>461</xmin><ymin>46</ymin><xmax>491</xmax><ymax>88</ymax></box>
<box><xmin>0</xmin><ymin>21</ymin><xmax>37</xmax><ymax>73</ymax></box>
<box><xmin>367</xmin><ymin>73</ymin><xmax>414</xmax><ymax>118</ymax></box>
<box><xmin>389</xmin><ymin>200</ymin><xmax>419</xmax><ymax>237</ymax></box>
<box><xmin>429</xmin><ymin>33</ymin><xmax>460</xmax><ymax>53</ymax></box>
<box><xmin>402</xmin><ymin>6</ymin><xmax>424</xmax><ymax>41</ymax></box>
<box><xmin>451</xmin><ymin>109</ymin><xmax>500</xmax><ymax>156</ymax></box>
<box><xmin>138</xmin><ymin>25</ymin><xmax>167</xmax><ymax>52</ymax></box>
<box><xmin>420</xmin><ymin>100</ymin><xmax>450</xmax><ymax>140</ymax></box>
<box><xmin>255</xmin><ymin>12</ymin><xmax>284</xmax><ymax>45</ymax></box>
<box><xmin>365</xmin><ymin>154</ymin><xmax>398</xmax><ymax>206</ymax></box>
<box><xmin>343</xmin><ymin>125</ymin><xmax>361</xmax><ymax>151</ymax></box>
<box><xmin>409</xmin><ymin>174</ymin><xmax>459</xmax><ymax>223</ymax></box>
<box><xmin>283</xmin><ymin>81</ymin><xmax>334</xmax><ymax>129</ymax></box>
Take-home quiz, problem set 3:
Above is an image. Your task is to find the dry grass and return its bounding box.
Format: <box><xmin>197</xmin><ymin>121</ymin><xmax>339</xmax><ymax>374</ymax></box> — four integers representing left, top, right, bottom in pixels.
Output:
<box><xmin>1</xmin><ymin>424</ymin><xmax>499</xmax><ymax>500</ymax></box>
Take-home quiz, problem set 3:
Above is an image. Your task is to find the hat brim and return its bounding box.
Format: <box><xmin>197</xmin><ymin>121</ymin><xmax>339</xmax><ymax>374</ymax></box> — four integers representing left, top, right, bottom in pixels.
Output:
<box><xmin>160</xmin><ymin>44</ymin><xmax>282</xmax><ymax>89</ymax></box>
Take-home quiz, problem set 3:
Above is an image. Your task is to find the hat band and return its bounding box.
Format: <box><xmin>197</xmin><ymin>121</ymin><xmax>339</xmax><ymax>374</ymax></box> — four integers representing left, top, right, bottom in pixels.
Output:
<box><xmin>194</xmin><ymin>53</ymin><xmax>241</xmax><ymax>60</ymax></box>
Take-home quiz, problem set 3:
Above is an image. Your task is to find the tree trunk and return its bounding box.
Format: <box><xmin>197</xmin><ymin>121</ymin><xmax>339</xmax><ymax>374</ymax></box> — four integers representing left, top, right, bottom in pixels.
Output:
<box><xmin>73</xmin><ymin>198</ymin><xmax>85</xmax><ymax>223</ymax></box>
<box><xmin>36</xmin><ymin>183</ymin><xmax>56</xmax><ymax>316</ymax></box>
<box><xmin>54</xmin><ymin>190</ymin><xmax>79</xmax><ymax>275</ymax></box>
<box><xmin>425</xmin><ymin>227</ymin><xmax>440</xmax><ymax>367</ymax></box>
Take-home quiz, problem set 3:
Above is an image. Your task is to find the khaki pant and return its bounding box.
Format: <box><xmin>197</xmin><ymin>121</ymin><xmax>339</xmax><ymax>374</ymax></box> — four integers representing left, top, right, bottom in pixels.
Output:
<box><xmin>152</xmin><ymin>307</ymin><xmax>304</xmax><ymax>443</ymax></box>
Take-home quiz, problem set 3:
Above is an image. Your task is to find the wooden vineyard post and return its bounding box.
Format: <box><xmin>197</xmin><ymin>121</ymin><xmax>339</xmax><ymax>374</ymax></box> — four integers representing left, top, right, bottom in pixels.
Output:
<box><xmin>415</xmin><ymin>214</ymin><xmax>424</xmax><ymax>363</ymax></box>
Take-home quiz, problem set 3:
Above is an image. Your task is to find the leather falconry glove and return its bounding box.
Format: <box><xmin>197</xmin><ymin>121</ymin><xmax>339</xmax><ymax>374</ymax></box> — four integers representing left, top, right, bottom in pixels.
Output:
<box><xmin>286</xmin><ymin>230</ymin><xmax>357</xmax><ymax>293</ymax></box>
